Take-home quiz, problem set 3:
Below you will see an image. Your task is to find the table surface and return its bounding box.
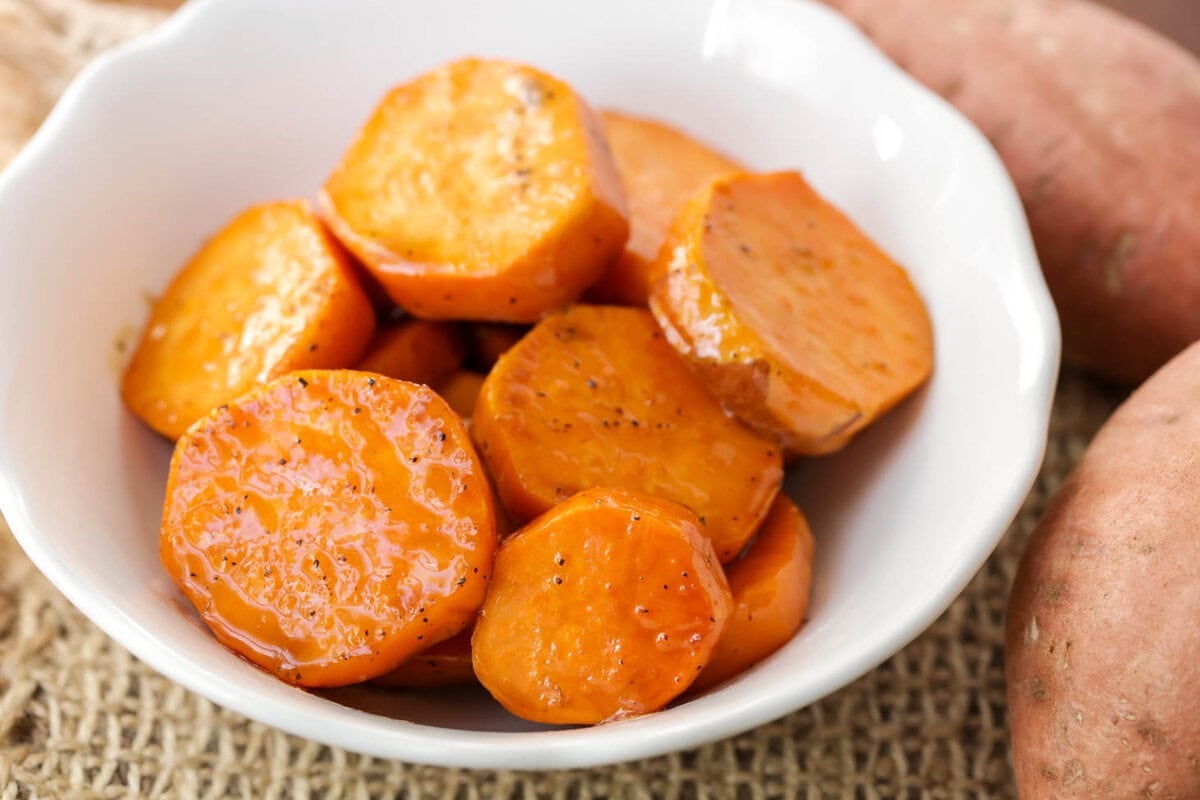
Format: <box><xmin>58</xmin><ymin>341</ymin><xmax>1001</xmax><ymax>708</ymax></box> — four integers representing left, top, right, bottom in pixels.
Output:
<box><xmin>0</xmin><ymin>0</ymin><xmax>1185</xmax><ymax>796</ymax></box>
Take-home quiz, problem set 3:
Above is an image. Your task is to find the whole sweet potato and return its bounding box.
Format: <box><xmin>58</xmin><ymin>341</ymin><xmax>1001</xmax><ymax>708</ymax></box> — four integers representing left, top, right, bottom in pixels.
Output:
<box><xmin>1006</xmin><ymin>341</ymin><xmax>1200</xmax><ymax>797</ymax></box>
<box><xmin>822</xmin><ymin>0</ymin><xmax>1200</xmax><ymax>385</ymax></box>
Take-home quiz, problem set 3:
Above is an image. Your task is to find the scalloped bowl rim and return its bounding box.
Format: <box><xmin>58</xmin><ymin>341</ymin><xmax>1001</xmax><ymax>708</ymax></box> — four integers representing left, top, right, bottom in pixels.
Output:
<box><xmin>0</xmin><ymin>0</ymin><xmax>1059</xmax><ymax>769</ymax></box>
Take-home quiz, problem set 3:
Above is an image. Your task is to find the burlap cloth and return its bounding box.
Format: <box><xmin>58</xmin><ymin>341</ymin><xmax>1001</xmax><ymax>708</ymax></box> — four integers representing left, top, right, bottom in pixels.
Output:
<box><xmin>0</xmin><ymin>2</ymin><xmax>1133</xmax><ymax>796</ymax></box>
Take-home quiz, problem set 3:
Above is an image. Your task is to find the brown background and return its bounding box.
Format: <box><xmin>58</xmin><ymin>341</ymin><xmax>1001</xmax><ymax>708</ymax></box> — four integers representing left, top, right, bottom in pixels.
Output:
<box><xmin>0</xmin><ymin>0</ymin><xmax>1195</xmax><ymax>797</ymax></box>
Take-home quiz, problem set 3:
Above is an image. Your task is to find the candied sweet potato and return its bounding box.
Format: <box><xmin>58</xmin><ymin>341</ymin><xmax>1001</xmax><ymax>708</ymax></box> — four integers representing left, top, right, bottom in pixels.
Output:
<box><xmin>588</xmin><ymin>111</ymin><xmax>741</xmax><ymax>306</ymax></box>
<box><xmin>160</xmin><ymin>370</ymin><xmax>497</xmax><ymax>688</ymax></box>
<box><xmin>372</xmin><ymin>628</ymin><xmax>475</xmax><ymax>689</ymax></box>
<box><xmin>465</xmin><ymin>323</ymin><xmax>528</xmax><ymax>371</ymax></box>
<box><xmin>472</xmin><ymin>305</ymin><xmax>783</xmax><ymax>562</ymax></box>
<box><xmin>472</xmin><ymin>488</ymin><xmax>732</xmax><ymax>724</ymax></box>
<box><xmin>690</xmin><ymin>495</ymin><xmax>814</xmax><ymax>693</ymax></box>
<box><xmin>357</xmin><ymin>319</ymin><xmax>464</xmax><ymax>387</ymax></box>
<box><xmin>650</xmin><ymin>171</ymin><xmax>933</xmax><ymax>457</ymax></box>
<box><xmin>321</xmin><ymin>58</ymin><xmax>629</xmax><ymax>323</ymax></box>
<box><xmin>436</xmin><ymin>370</ymin><xmax>486</xmax><ymax>420</ymax></box>
<box><xmin>122</xmin><ymin>200</ymin><xmax>375</xmax><ymax>439</ymax></box>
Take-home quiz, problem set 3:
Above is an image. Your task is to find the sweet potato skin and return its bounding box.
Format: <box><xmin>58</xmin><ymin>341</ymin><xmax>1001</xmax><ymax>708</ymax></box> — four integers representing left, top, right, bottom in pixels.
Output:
<box><xmin>121</xmin><ymin>200</ymin><xmax>375</xmax><ymax>439</ymax></box>
<box><xmin>822</xmin><ymin>0</ymin><xmax>1200</xmax><ymax>385</ymax></box>
<box><xmin>160</xmin><ymin>370</ymin><xmax>497</xmax><ymax>688</ymax></box>
<box><xmin>472</xmin><ymin>488</ymin><xmax>732</xmax><ymax>724</ymax></box>
<box><xmin>321</xmin><ymin>58</ymin><xmax>628</xmax><ymax>323</ymax></box>
<box><xmin>650</xmin><ymin>171</ymin><xmax>933</xmax><ymax>457</ymax></box>
<box><xmin>587</xmin><ymin>112</ymin><xmax>741</xmax><ymax>306</ymax></box>
<box><xmin>472</xmin><ymin>305</ymin><xmax>783</xmax><ymax>562</ymax></box>
<box><xmin>1006</xmin><ymin>341</ymin><xmax>1200</xmax><ymax>798</ymax></box>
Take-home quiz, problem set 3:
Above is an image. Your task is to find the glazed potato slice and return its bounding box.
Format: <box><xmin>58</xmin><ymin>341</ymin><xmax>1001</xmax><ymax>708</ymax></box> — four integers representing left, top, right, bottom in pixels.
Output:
<box><xmin>321</xmin><ymin>58</ymin><xmax>629</xmax><ymax>323</ymax></box>
<box><xmin>121</xmin><ymin>200</ymin><xmax>375</xmax><ymax>439</ymax></box>
<box><xmin>160</xmin><ymin>370</ymin><xmax>497</xmax><ymax>688</ymax></box>
<box><xmin>473</xmin><ymin>305</ymin><xmax>782</xmax><ymax>562</ymax></box>
<box><xmin>465</xmin><ymin>323</ymin><xmax>529</xmax><ymax>371</ymax></box>
<box><xmin>588</xmin><ymin>111</ymin><xmax>741</xmax><ymax>306</ymax></box>
<box><xmin>650</xmin><ymin>171</ymin><xmax>933</xmax><ymax>457</ymax></box>
<box><xmin>690</xmin><ymin>495</ymin><xmax>815</xmax><ymax>693</ymax></box>
<box><xmin>357</xmin><ymin>319</ymin><xmax>465</xmax><ymax>387</ymax></box>
<box><xmin>372</xmin><ymin>628</ymin><xmax>476</xmax><ymax>689</ymax></box>
<box><xmin>436</xmin><ymin>370</ymin><xmax>487</xmax><ymax>420</ymax></box>
<box><xmin>472</xmin><ymin>488</ymin><xmax>732</xmax><ymax>724</ymax></box>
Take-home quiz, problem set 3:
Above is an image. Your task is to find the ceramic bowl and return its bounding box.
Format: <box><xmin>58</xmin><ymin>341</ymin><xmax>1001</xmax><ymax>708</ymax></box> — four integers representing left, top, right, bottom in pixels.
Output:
<box><xmin>0</xmin><ymin>0</ymin><xmax>1059</xmax><ymax>769</ymax></box>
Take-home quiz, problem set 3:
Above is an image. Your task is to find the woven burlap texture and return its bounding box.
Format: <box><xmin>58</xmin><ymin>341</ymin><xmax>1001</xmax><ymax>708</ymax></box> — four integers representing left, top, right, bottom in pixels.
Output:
<box><xmin>0</xmin><ymin>2</ymin><xmax>1129</xmax><ymax>797</ymax></box>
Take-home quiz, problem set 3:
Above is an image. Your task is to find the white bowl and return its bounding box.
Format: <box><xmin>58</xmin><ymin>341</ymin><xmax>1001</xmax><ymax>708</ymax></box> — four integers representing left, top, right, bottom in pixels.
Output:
<box><xmin>0</xmin><ymin>0</ymin><xmax>1058</xmax><ymax>769</ymax></box>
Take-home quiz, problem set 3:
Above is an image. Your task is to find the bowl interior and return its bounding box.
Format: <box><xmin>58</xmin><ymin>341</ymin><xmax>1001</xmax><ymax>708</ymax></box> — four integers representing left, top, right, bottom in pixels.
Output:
<box><xmin>0</xmin><ymin>0</ymin><xmax>1057</xmax><ymax>768</ymax></box>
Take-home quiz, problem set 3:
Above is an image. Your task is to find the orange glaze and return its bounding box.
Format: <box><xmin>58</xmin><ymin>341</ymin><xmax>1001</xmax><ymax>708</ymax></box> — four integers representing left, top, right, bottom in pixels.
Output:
<box><xmin>465</xmin><ymin>323</ymin><xmax>529</xmax><ymax>371</ymax></box>
<box><xmin>357</xmin><ymin>319</ymin><xmax>465</xmax><ymax>387</ymax></box>
<box><xmin>471</xmin><ymin>305</ymin><xmax>783</xmax><ymax>562</ymax></box>
<box><xmin>372</xmin><ymin>627</ymin><xmax>476</xmax><ymax>688</ymax></box>
<box><xmin>121</xmin><ymin>200</ymin><xmax>375</xmax><ymax>440</ymax></box>
<box><xmin>690</xmin><ymin>495</ymin><xmax>815</xmax><ymax>693</ymax></box>
<box><xmin>436</xmin><ymin>370</ymin><xmax>486</xmax><ymax>420</ymax></box>
<box><xmin>650</xmin><ymin>171</ymin><xmax>933</xmax><ymax>457</ymax></box>
<box><xmin>160</xmin><ymin>370</ymin><xmax>497</xmax><ymax>687</ymax></box>
<box><xmin>471</xmin><ymin>489</ymin><xmax>732</xmax><ymax>724</ymax></box>
<box><xmin>320</xmin><ymin>58</ymin><xmax>628</xmax><ymax>323</ymax></box>
<box><xmin>587</xmin><ymin>112</ymin><xmax>742</xmax><ymax>306</ymax></box>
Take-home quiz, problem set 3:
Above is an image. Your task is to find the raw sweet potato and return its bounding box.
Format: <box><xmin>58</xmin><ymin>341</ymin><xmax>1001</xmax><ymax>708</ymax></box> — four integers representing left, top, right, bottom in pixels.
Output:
<box><xmin>122</xmin><ymin>200</ymin><xmax>375</xmax><ymax>439</ymax></box>
<box><xmin>372</xmin><ymin>628</ymin><xmax>475</xmax><ymax>689</ymax></box>
<box><xmin>472</xmin><ymin>488</ymin><xmax>732</xmax><ymax>724</ymax></box>
<box><xmin>690</xmin><ymin>495</ymin><xmax>814</xmax><ymax>694</ymax></box>
<box><xmin>472</xmin><ymin>305</ymin><xmax>783</xmax><ymax>562</ymax></box>
<box><xmin>436</xmin><ymin>370</ymin><xmax>486</xmax><ymax>420</ymax></box>
<box><xmin>160</xmin><ymin>370</ymin><xmax>497</xmax><ymax>688</ymax></box>
<box><xmin>650</xmin><ymin>171</ymin><xmax>933</xmax><ymax>458</ymax></box>
<box><xmin>357</xmin><ymin>319</ymin><xmax>464</xmax><ymax>388</ymax></box>
<box><xmin>1006</xmin><ymin>341</ymin><xmax>1200</xmax><ymax>798</ymax></box>
<box><xmin>587</xmin><ymin>111</ymin><xmax>741</xmax><ymax>306</ymax></box>
<box><xmin>821</xmin><ymin>0</ymin><xmax>1200</xmax><ymax>385</ymax></box>
<box><xmin>320</xmin><ymin>58</ymin><xmax>629</xmax><ymax>323</ymax></box>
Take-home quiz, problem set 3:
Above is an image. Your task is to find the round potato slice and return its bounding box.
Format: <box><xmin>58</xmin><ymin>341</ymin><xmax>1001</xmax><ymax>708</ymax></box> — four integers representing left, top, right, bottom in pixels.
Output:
<box><xmin>356</xmin><ymin>319</ymin><xmax>465</xmax><ymax>387</ymax></box>
<box><xmin>690</xmin><ymin>495</ymin><xmax>815</xmax><ymax>694</ymax></box>
<box><xmin>160</xmin><ymin>370</ymin><xmax>497</xmax><ymax>688</ymax></box>
<box><xmin>321</xmin><ymin>58</ymin><xmax>629</xmax><ymax>323</ymax></box>
<box><xmin>372</xmin><ymin>628</ymin><xmax>476</xmax><ymax>689</ymax></box>
<box><xmin>121</xmin><ymin>200</ymin><xmax>376</xmax><ymax>440</ymax></box>
<box><xmin>587</xmin><ymin>111</ymin><xmax>741</xmax><ymax>306</ymax></box>
<box><xmin>472</xmin><ymin>304</ymin><xmax>783</xmax><ymax>562</ymax></box>
<box><xmin>472</xmin><ymin>488</ymin><xmax>732</xmax><ymax>724</ymax></box>
<box><xmin>650</xmin><ymin>171</ymin><xmax>934</xmax><ymax>457</ymax></box>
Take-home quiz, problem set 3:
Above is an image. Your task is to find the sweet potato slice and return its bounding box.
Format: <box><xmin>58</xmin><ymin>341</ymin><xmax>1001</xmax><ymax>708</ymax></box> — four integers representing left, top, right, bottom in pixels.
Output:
<box><xmin>472</xmin><ymin>305</ymin><xmax>783</xmax><ymax>562</ymax></box>
<box><xmin>465</xmin><ymin>324</ymin><xmax>528</xmax><ymax>371</ymax></box>
<box><xmin>472</xmin><ymin>488</ymin><xmax>732</xmax><ymax>724</ymax></box>
<box><xmin>650</xmin><ymin>171</ymin><xmax>933</xmax><ymax>457</ymax></box>
<box><xmin>587</xmin><ymin>112</ymin><xmax>741</xmax><ymax>306</ymax></box>
<box><xmin>122</xmin><ymin>200</ymin><xmax>375</xmax><ymax>439</ymax></box>
<box><xmin>357</xmin><ymin>319</ymin><xmax>465</xmax><ymax>387</ymax></box>
<box><xmin>160</xmin><ymin>370</ymin><xmax>497</xmax><ymax>688</ymax></box>
<box><xmin>690</xmin><ymin>495</ymin><xmax>814</xmax><ymax>693</ymax></box>
<box><xmin>436</xmin><ymin>370</ymin><xmax>486</xmax><ymax>420</ymax></box>
<box><xmin>321</xmin><ymin>58</ymin><xmax>629</xmax><ymax>323</ymax></box>
<box><xmin>372</xmin><ymin>628</ymin><xmax>475</xmax><ymax>689</ymax></box>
